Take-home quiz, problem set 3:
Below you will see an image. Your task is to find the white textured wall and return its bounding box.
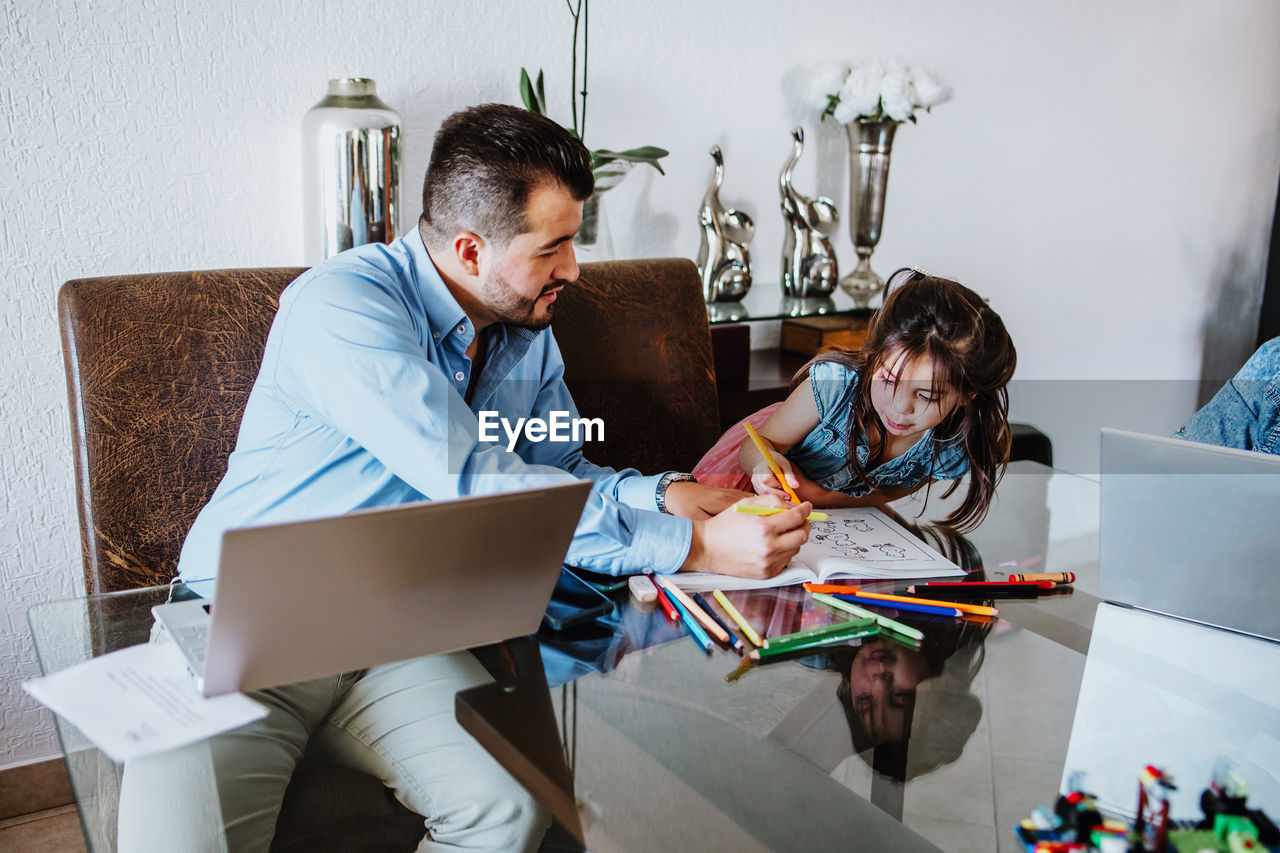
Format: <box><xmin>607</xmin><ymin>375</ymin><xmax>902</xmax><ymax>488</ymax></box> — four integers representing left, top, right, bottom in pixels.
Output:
<box><xmin>2</xmin><ymin>0</ymin><xmax>1278</xmax><ymax>768</ymax></box>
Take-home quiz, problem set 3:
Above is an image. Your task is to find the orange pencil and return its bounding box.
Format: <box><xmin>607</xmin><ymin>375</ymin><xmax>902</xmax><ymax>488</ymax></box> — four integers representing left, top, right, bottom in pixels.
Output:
<box><xmin>849</xmin><ymin>588</ymin><xmax>999</xmax><ymax>618</ymax></box>
<box><xmin>742</xmin><ymin>422</ymin><xmax>801</xmax><ymax>506</ymax></box>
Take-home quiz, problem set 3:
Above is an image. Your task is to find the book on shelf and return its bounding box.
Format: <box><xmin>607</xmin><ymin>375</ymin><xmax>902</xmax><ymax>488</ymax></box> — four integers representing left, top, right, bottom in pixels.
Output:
<box><xmin>673</xmin><ymin>506</ymin><xmax>964</xmax><ymax>591</ymax></box>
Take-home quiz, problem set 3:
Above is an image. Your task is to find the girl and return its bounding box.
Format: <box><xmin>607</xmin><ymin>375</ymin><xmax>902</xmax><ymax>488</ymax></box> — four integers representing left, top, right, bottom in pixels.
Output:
<box><xmin>693</xmin><ymin>268</ymin><xmax>1017</xmax><ymax>531</ymax></box>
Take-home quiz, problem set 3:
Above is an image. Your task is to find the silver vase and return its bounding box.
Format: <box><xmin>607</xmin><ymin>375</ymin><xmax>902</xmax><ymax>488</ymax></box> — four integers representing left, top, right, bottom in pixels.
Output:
<box><xmin>840</xmin><ymin>120</ymin><xmax>898</xmax><ymax>307</ymax></box>
<box><xmin>301</xmin><ymin>78</ymin><xmax>401</xmax><ymax>263</ymax></box>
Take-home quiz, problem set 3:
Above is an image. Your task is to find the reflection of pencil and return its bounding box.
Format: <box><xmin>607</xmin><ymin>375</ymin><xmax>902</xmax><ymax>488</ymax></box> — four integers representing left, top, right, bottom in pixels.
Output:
<box><xmin>736</xmin><ymin>505</ymin><xmax>827</xmax><ymax>521</ymax></box>
<box><xmin>742</xmin><ymin>422</ymin><xmax>801</xmax><ymax>505</ymax></box>
<box><xmin>653</xmin><ymin>575</ymin><xmax>731</xmax><ymax>645</ymax></box>
<box><xmin>762</xmin><ymin>616</ymin><xmax>874</xmax><ymax>648</ymax></box>
<box><xmin>712</xmin><ymin>589</ymin><xmax>765</xmax><ymax>647</ymax></box>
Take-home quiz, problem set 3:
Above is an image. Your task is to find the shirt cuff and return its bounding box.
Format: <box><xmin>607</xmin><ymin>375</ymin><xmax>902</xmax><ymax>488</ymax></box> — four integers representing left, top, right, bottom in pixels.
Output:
<box><xmin>625</xmin><ymin>507</ymin><xmax>692</xmax><ymax>575</ymax></box>
<box><xmin>614</xmin><ymin>471</ymin><xmax>666</xmax><ymax>513</ymax></box>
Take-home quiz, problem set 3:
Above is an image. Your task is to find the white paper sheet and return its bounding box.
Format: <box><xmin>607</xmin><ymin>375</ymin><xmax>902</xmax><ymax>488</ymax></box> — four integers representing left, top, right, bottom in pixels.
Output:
<box><xmin>23</xmin><ymin>642</ymin><xmax>267</xmax><ymax>763</ymax></box>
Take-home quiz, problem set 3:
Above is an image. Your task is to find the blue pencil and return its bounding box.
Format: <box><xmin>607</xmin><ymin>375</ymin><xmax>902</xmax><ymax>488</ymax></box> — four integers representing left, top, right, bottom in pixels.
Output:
<box><xmin>832</xmin><ymin>592</ymin><xmax>962</xmax><ymax>619</ymax></box>
<box><xmin>692</xmin><ymin>592</ymin><xmax>745</xmax><ymax>654</ymax></box>
<box><xmin>667</xmin><ymin>591</ymin><xmax>715</xmax><ymax>654</ymax></box>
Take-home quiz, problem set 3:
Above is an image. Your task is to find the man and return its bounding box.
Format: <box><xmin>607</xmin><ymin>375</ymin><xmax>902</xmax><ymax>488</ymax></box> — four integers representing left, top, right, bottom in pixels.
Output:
<box><xmin>1175</xmin><ymin>337</ymin><xmax>1279</xmax><ymax>454</ymax></box>
<box><xmin>119</xmin><ymin>104</ymin><xmax>811</xmax><ymax>852</ymax></box>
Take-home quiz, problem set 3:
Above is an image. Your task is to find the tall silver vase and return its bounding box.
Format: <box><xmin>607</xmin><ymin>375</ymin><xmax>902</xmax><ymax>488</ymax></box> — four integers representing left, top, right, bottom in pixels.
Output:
<box><xmin>840</xmin><ymin>120</ymin><xmax>898</xmax><ymax>307</ymax></box>
<box><xmin>302</xmin><ymin>78</ymin><xmax>401</xmax><ymax>263</ymax></box>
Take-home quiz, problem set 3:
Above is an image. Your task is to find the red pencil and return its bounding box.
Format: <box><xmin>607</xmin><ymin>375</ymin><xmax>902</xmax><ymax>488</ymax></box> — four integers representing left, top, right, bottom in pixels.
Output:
<box><xmin>655</xmin><ymin>586</ymin><xmax>679</xmax><ymax>622</ymax></box>
<box><xmin>922</xmin><ymin>581</ymin><xmax>1055</xmax><ymax>589</ymax></box>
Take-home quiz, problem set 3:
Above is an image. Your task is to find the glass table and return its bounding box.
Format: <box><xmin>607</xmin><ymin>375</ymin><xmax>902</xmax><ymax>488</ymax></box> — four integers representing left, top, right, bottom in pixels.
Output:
<box><xmin>30</xmin><ymin>462</ymin><xmax>1279</xmax><ymax>852</ymax></box>
<box><xmin>705</xmin><ymin>281</ymin><xmax>876</xmax><ymax>324</ymax></box>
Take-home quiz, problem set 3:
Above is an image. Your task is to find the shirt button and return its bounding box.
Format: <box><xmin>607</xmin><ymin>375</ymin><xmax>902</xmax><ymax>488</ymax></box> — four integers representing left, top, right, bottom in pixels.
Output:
<box><xmin>457</xmin><ymin>324</ymin><xmax>466</xmax><ymax>336</ymax></box>
<box><xmin>432</xmin><ymin>331</ymin><xmax>440</xmax><ymax>339</ymax></box>
<box><xmin>454</xmin><ymin>371</ymin><xmax>465</xmax><ymax>381</ymax></box>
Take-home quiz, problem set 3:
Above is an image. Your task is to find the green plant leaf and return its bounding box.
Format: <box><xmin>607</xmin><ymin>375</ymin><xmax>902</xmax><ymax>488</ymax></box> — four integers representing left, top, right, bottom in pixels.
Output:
<box><xmin>519</xmin><ymin>68</ymin><xmax>544</xmax><ymax>115</ymax></box>
<box><xmin>535</xmin><ymin>69</ymin><xmax>547</xmax><ymax>115</ymax></box>
<box><xmin>591</xmin><ymin>146</ymin><xmax>669</xmax><ymax>175</ymax></box>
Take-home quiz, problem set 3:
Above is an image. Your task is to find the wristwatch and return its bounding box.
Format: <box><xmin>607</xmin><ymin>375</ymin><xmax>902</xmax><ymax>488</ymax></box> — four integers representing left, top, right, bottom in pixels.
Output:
<box><xmin>655</xmin><ymin>472</ymin><xmax>697</xmax><ymax>514</ymax></box>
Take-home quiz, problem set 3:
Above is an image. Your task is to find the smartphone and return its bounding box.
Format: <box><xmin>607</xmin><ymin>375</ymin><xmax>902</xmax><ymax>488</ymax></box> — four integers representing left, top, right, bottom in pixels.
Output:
<box><xmin>566</xmin><ymin>566</ymin><xmax>630</xmax><ymax>595</ymax></box>
<box><xmin>542</xmin><ymin>567</ymin><xmax>617</xmax><ymax>631</ymax></box>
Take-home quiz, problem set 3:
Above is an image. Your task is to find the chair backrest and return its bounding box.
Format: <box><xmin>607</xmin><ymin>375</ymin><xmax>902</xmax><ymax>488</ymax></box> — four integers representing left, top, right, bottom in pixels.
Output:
<box><xmin>556</xmin><ymin>258</ymin><xmax>721</xmax><ymax>474</ymax></box>
<box><xmin>60</xmin><ymin>269</ymin><xmax>305</xmax><ymax>594</ymax></box>
<box><xmin>59</xmin><ymin>258</ymin><xmax>720</xmax><ymax>596</ymax></box>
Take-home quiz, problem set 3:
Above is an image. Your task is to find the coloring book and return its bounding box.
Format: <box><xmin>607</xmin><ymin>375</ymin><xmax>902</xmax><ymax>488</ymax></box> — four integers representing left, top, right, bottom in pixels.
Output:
<box><xmin>674</xmin><ymin>507</ymin><xmax>964</xmax><ymax>591</ymax></box>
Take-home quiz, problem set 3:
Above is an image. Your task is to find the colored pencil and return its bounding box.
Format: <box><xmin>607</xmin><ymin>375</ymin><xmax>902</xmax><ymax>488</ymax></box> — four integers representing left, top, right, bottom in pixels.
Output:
<box><xmin>907</xmin><ymin>583</ymin><xmax>1043</xmax><ymax>600</ymax></box>
<box><xmin>846</xmin><ymin>589</ymin><xmax>999</xmax><ymax>618</ymax></box>
<box><xmin>761</xmin><ymin>616</ymin><xmax>875</xmax><ymax>649</ymax></box>
<box><xmin>652</xmin><ymin>575</ymin><xmax>731</xmax><ymax>645</ymax></box>
<box><xmin>666</xmin><ymin>592</ymin><xmax>715</xmax><ymax>654</ymax></box>
<box><xmin>749</xmin><ymin>626</ymin><xmax>880</xmax><ymax>660</ymax></box>
<box><xmin>736</xmin><ymin>505</ymin><xmax>828</xmax><ymax>521</ymax></box>
<box><xmin>1009</xmin><ymin>572</ymin><xmax>1075</xmax><ymax>584</ymax></box>
<box><xmin>742</xmin><ymin>422</ymin><xmax>801</xmax><ymax>505</ymax></box>
<box><xmin>922</xmin><ymin>580</ymin><xmax>1055</xmax><ymax>589</ymax></box>
<box><xmin>692</xmin><ymin>592</ymin><xmax>745</xmax><ymax>653</ymax></box>
<box><xmin>712</xmin><ymin>590</ymin><xmax>765</xmax><ymax>647</ymax></box>
<box><xmin>810</xmin><ymin>592</ymin><xmax>926</xmax><ymax>640</ymax></box>
<box><xmin>655</xmin><ymin>584</ymin><xmax>679</xmax><ymax>621</ymax></box>
<box><xmin>833</xmin><ymin>593</ymin><xmax>963</xmax><ymax>619</ymax></box>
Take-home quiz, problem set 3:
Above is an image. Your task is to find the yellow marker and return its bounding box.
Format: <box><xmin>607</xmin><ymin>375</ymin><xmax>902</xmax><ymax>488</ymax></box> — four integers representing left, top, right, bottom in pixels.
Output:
<box><xmin>736</xmin><ymin>505</ymin><xmax>827</xmax><ymax>522</ymax></box>
<box><xmin>742</xmin><ymin>422</ymin><xmax>801</xmax><ymax>506</ymax></box>
<box><xmin>712</xmin><ymin>589</ymin><xmax>765</xmax><ymax>648</ymax></box>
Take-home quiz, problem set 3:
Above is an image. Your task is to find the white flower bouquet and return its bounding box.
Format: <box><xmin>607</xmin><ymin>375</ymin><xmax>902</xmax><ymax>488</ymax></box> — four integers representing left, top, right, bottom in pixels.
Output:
<box><xmin>807</xmin><ymin>59</ymin><xmax>952</xmax><ymax>124</ymax></box>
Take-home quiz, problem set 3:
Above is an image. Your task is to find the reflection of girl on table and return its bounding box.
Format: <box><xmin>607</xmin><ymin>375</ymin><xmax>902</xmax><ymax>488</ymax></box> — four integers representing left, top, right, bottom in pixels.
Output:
<box><xmin>693</xmin><ymin>268</ymin><xmax>1017</xmax><ymax>529</ymax></box>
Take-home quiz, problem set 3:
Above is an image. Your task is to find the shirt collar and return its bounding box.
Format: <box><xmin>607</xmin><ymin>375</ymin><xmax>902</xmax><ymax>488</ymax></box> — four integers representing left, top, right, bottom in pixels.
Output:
<box><xmin>403</xmin><ymin>226</ymin><xmax>470</xmax><ymax>339</ymax></box>
<box><xmin>402</xmin><ymin>227</ymin><xmax>543</xmax><ymax>347</ymax></box>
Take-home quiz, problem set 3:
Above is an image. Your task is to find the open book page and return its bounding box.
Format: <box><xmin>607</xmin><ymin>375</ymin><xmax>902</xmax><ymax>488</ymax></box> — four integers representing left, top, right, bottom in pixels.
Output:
<box><xmin>674</xmin><ymin>507</ymin><xmax>964</xmax><ymax>591</ymax></box>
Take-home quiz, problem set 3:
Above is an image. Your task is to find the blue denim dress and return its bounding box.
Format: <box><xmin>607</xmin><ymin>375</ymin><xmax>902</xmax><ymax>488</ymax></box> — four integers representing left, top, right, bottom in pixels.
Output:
<box><xmin>784</xmin><ymin>361</ymin><xmax>969</xmax><ymax>497</ymax></box>
<box><xmin>1174</xmin><ymin>337</ymin><xmax>1280</xmax><ymax>455</ymax></box>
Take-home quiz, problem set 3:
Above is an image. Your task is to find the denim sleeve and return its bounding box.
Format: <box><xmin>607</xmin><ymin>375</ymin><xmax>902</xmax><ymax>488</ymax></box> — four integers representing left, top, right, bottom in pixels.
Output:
<box><xmin>274</xmin><ymin>271</ymin><xmax>691</xmax><ymax>575</ymax></box>
<box><xmin>929</xmin><ymin>441</ymin><xmax>971</xmax><ymax>480</ymax></box>
<box><xmin>1175</xmin><ymin>337</ymin><xmax>1280</xmax><ymax>454</ymax></box>
<box><xmin>808</xmin><ymin>360</ymin><xmax>859</xmax><ymax>427</ymax></box>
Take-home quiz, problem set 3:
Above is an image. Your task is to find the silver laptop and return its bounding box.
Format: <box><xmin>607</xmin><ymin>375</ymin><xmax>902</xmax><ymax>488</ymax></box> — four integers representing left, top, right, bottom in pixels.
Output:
<box><xmin>154</xmin><ymin>481</ymin><xmax>593</xmax><ymax>696</ymax></box>
<box><xmin>1099</xmin><ymin>428</ymin><xmax>1280</xmax><ymax>643</ymax></box>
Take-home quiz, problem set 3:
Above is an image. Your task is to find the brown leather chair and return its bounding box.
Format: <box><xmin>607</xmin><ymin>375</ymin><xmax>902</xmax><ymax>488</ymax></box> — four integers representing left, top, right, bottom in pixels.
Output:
<box><xmin>57</xmin><ymin>257</ymin><xmax>718</xmax><ymax>850</ymax></box>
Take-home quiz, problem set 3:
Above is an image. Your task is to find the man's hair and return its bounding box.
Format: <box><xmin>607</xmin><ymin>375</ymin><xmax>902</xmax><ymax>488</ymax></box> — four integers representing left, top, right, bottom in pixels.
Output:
<box><xmin>420</xmin><ymin>103</ymin><xmax>594</xmax><ymax>248</ymax></box>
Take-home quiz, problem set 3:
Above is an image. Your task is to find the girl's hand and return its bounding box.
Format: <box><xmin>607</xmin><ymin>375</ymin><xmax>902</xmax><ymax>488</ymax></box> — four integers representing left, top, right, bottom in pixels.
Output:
<box><xmin>749</xmin><ymin>453</ymin><xmax>799</xmax><ymax>501</ymax></box>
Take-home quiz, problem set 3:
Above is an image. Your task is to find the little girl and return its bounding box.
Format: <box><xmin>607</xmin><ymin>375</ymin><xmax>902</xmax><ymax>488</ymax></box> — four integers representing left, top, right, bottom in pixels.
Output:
<box><xmin>693</xmin><ymin>268</ymin><xmax>1017</xmax><ymax>531</ymax></box>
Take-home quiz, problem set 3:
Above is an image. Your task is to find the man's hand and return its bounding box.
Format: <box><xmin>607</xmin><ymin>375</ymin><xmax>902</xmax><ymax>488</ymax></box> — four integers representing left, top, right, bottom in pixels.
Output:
<box><xmin>680</xmin><ymin>495</ymin><xmax>813</xmax><ymax>579</ymax></box>
<box><xmin>662</xmin><ymin>482</ymin><xmax>752</xmax><ymax>520</ymax></box>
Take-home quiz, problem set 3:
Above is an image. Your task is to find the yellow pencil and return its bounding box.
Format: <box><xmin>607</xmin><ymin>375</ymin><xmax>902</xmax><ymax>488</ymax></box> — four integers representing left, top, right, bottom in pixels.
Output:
<box><xmin>712</xmin><ymin>589</ymin><xmax>765</xmax><ymax>647</ymax></box>
<box><xmin>736</xmin><ymin>505</ymin><xmax>827</xmax><ymax>521</ymax></box>
<box><xmin>742</xmin><ymin>422</ymin><xmax>801</xmax><ymax>506</ymax></box>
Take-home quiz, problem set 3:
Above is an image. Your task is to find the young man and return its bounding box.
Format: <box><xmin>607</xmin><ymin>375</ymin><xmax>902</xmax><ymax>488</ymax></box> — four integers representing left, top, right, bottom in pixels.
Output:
<box><xmin>119</xmin><ymin>104</ymin><xmax>811</xmax><ymax>852</ymax></box>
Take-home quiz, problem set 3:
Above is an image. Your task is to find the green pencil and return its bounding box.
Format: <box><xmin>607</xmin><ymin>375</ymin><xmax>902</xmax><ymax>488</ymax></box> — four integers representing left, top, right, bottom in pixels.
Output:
<box><xmin>750</xmin><ymin>625</ymin><xmax>880</xmax><ymax>660</ymax></box>
<box><xmin>811</xmin><ymin>592</ymin><xmax>926</xmax><ymax>641</ymax></box>
<box><xmin>761</xmin><ymin>616</ymin><xmax>875</xmax><ymax>649</ymax></box>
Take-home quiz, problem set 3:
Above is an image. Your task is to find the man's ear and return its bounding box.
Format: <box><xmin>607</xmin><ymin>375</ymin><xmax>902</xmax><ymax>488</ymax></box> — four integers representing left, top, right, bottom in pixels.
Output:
<box><xmin>452</xmin><ymin>232</ymin><xmax>486</xmax><ymax>276</ymax></box>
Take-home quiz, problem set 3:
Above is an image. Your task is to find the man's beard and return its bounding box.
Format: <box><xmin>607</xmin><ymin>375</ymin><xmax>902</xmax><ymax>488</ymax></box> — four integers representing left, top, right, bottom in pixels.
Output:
<box><xmin>481</xmin><ymin>268</ymin><xmax>562</xmax><ymax>331</ymax></box>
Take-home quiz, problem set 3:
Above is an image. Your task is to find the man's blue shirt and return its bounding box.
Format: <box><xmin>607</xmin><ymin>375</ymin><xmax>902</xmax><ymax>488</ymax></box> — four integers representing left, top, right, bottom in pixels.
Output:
<box><xmin>178</xmin><ymin>229</ymin><xmax>692</xmax><ymax>593</ymax></box>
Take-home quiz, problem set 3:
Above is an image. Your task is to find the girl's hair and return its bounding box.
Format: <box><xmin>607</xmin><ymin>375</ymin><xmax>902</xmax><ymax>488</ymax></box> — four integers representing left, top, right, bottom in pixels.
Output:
<box><xmin>794</xmin><ymin>268</ymin><xmax>1017</xmax><ymax>530</ymax></box>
